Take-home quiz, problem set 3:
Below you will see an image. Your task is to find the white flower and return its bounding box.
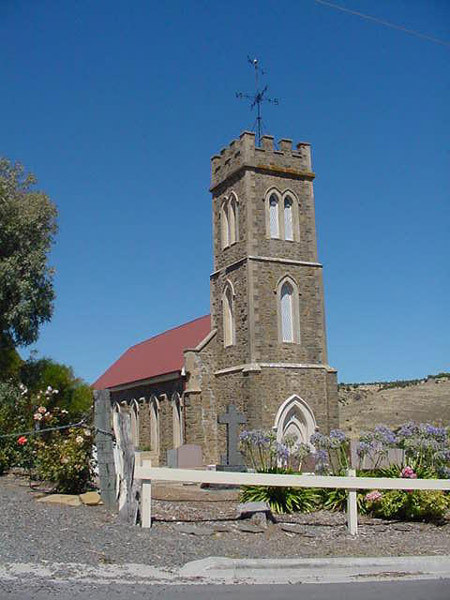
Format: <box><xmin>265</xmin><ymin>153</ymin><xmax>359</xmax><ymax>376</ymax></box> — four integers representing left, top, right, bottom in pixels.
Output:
<box><xmin>75</xmin><ymin>436</ymin><xmax>84</xmax><ymax>445</ymax></box>
<box><xmin>83</xmin><ymin>429</ymin><xmax>91</xmax><ymax>437</ymax></box>
<box><xmin>47</xmin><ymin>386</ymin><xmax>52</xmax><ymax>392</ymax></box>
<box><xmin>33</xmin><ymin>413</ymin><xmax>43</xmax><ymax>421</ymax></box>
<box><xmin>61</xmin><ymin>409</ymin><xmax>68</xmax><ymax>415</ymax></box>
<box><xmin>53</xmin><ymin>389</ymin><xmax>59</xmax><ymax>394</ymax></box>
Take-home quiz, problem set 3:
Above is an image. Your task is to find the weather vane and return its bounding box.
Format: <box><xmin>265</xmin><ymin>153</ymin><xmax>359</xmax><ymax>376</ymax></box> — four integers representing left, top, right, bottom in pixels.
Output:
<box><xmin>236</xmin><ymin>57</ymin><xmax>279</xmax><ymax>146</ymax></box>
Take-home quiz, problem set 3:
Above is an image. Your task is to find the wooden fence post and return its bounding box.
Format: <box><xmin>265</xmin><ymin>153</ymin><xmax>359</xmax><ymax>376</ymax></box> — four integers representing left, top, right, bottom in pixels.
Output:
<box><xmin>347</xmin><ymin>468</ymin><xmax>358</xmax><ymax>536</ymax></box>
<box><xmin>93</xmin><ymin>390</ymin><xmax>117</xmax><ymax>511</ymax></box>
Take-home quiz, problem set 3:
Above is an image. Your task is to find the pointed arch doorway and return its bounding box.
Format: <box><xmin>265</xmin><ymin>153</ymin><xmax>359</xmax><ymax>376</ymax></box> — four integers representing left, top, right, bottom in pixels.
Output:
<box><xmin>274</xmin><ymin>395</ymin><xmax>317</xmax><ymax>447</ymax></box>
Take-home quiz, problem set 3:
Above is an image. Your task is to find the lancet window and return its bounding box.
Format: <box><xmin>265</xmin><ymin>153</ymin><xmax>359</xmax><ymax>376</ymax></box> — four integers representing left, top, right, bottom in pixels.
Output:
<box><xmin>221</xmin><ymin>193</ymin><xmax>239</xmax><ymax>248</ymax></box>
<box><xmin>222</xmin><ymin>282</ymin><xmax>235</xmax><ymax>347</ymax></box>
<box><xmin>266</xmin><ymin>189</ymin><xmax>299</xmax><ymax>241</ymax></box>
<box><xmin>278</xmin><ymin>277</ymin><xmax>301</xmax><ymax>344</ymax></box>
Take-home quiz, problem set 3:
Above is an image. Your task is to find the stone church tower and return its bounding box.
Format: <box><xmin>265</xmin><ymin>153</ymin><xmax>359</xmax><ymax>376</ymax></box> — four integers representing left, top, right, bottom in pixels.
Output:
<box><xmin>95</xmin><ymin>130</ymin><xmax>339</xmax><ymax>467</ymax></box>
<box><xmin>183</xmin><ymin>131</ymin><xmax>339</xmax><ymax>464</ymax></box>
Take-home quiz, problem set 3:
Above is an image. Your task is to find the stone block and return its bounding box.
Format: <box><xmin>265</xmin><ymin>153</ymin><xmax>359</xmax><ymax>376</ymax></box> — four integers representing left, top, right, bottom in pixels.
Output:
<box><xmin>237</xmin><ymin>501</ymin><xmax>271</xmax><ymax>519</ymax></box>
<box><xmin>79</xmin><ymin>491</ymin><xmax>102</xmax><ymax>506</ymax></box>
<box><xmin>36</xmin><ymin>494</ymin><xmax>81</xmax><ymax>507</ymax></box>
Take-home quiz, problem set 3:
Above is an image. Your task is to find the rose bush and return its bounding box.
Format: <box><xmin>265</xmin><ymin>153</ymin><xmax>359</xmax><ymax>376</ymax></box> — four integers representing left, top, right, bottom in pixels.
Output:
<box><xmin>35</xmin><ymin>427</ymin><xmax>95</xmax><ymax>494</ymax></box>
<box><xmin>0</xmin><ymin>381</ymin><xmax>95</xmax><ymax>493</ymax></box>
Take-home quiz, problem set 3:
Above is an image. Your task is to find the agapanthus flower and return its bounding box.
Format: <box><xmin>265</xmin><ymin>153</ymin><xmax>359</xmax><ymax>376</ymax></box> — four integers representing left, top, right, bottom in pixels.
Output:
<box><xmin>310</xmin><ymin>432</ymin><xmax>329</xmax><ymax>450</ymax></box>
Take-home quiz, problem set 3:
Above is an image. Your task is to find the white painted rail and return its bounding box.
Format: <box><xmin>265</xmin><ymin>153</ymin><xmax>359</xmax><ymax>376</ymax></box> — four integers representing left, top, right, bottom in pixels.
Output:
<box><xmin>134</xmin><ymin>457</ymin><xmax>450</xmax><ymax>535</ymax></box>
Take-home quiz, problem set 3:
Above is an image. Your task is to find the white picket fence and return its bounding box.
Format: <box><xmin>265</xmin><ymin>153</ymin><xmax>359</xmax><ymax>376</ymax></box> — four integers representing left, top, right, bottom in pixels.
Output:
<box><xmin>134</xmin><ymin>455</ymin><xmax>450</xmax><ymax>535</ymax></box>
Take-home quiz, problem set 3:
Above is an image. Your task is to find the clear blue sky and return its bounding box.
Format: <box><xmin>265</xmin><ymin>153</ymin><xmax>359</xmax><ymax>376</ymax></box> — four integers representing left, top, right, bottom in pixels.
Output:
<box><xmin>2</xmin><ymin>0</ymin><xmax>449</xmax><ymax>384</ymax></box>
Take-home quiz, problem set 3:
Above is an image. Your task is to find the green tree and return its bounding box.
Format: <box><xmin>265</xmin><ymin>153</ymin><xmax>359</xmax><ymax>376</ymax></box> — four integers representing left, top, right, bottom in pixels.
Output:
<box><xmin>20</xmin><ymin>357</ymin><xmax>92</xmax><ymax>418</ymax></box>
<box><xmin>0</xmin><ymin>158</ymin><xmax>58</xmax><ymax>354</ymax></box>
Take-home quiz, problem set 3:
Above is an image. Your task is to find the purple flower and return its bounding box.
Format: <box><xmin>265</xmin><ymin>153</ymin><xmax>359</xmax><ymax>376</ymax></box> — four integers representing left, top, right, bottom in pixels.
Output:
<box><xmin>314</xmin><ymin>449</ymin><xmax>330</xmax><ymax>475</ymax></box>
<box><xmin>310</xmin><ymin>432</ymin><xmax>329</xmax><ymax>450</ymax></box>
<box><xmin>275</xmin><ymin>443</ymin><xmax>290</xmax><ymax>462</ymax></box>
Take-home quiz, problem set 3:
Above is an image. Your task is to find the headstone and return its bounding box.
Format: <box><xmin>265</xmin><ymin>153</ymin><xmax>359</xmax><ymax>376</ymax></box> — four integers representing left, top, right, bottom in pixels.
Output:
<box><xmin>300</xmin><ymin>453</ymin><xmax>316</xmax><ymax>473</ymax></box>
<box><xmin>167</xmin><ymin>448</ymin><xmax>178</xmax><ymax>468</ymax></box>
<box><xmin>178</xmin><ymin>444</ymin><xmax>203</xmax><ymax>469</ymax></box>
<box><xmin>350</xmin><ymin>440</ymin><xmax>405</xmax><ymax>470</ymax></box>
<box><xmin>167</xmin><ymin>444</ymin><xmax>203</xmax><ymax>469</ymax></box>
<box><xmin>217</xmin><ymin>404</ymin><xmax>246</xmax><ymax>469</ymax></box>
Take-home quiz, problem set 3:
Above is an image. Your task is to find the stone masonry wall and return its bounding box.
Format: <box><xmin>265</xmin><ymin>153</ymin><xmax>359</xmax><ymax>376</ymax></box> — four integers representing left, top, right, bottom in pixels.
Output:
<box><xmin>251</xmin><ymin>260</ymin><xmax>327</xmax><ymax>364</ymax></box>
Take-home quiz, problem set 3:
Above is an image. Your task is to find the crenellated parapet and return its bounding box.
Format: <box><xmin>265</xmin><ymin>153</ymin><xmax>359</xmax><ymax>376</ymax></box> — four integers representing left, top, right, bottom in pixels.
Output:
<box><xmin>210</xmin><ymin>131</ymin><xmax>314</xmax><ymax>191</ymax></box>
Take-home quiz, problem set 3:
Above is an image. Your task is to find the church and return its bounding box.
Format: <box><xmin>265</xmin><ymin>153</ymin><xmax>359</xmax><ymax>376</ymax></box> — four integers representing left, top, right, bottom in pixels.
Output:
<box><xmin>94</xmin><ymin>131</ymin><xmax>339</xmax><ymax>466</ymax></box>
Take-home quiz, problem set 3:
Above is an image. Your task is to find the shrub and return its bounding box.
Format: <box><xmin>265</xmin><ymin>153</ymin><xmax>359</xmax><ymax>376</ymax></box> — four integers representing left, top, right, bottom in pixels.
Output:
<box><xmin>35</xmin><ymin>427</ymin><xmax>95</xmax><ymax>494</ymax></box>
<box><xmin>240</xmin><ymin>429</ymin><xmax>311</xmax><ymax>472</ymax></box>
<box><xmin>367</xmin><ymin>489</ymin><xmax>448</xmax><ymax>522</ymax></box>
<box><xmin>240</xmin><ymin>470</ymin><xmax>319</xmax><ymax>514</ymax></box>
<box><xmin>239</xmin><ymin>430</ymin><xmax>314</xmax><ymax>513</ymax></box>
<box><xmin>0</xmin><ymin>448</ymin><xmax>8</xmax><ymax>475</ymax></box>
<box><xmin>310</xmin><ymin>429</ymin><xmax>350</xmax><ymax>475</ymax></box>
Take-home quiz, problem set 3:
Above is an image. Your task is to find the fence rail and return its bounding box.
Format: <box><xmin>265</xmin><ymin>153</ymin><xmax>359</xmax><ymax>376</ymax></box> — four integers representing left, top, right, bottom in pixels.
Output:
<box><xmin>134</xmin><ymin>456</ymin><xmax>450</xmax><ymax>534</ymax></box>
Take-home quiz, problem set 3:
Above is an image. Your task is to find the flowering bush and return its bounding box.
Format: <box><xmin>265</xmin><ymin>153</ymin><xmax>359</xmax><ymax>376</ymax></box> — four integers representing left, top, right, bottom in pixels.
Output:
<box><xmin>310</xmin><ymin>429</ymin><xmax>350</xmax><ymax>475</ymax></box>
<box><xmin>35</xmin><ymin>427</ymin><xmax>95</xmax><ymax>494</ymax></box>
<box><xmin>0</xmin><ymin>382</ymin><xmax>32</xmax><ymax>470</ymax></box>
<box><xmin>366</xmin><ymin>489</ymin><xmax>448</xmax><ymax>521</ymax></box>
<box><xmin>0</xmin><ymin>381</ymin><xmax>94</xmax><ymax>493</ymax></box>
<box><xmin>239</xmin><ymin>429</ymin><xmax>315</xmax><ymax>513</ymax></box>
<box><xmin>240</xmin><ymin>429</ymin><xmax>311</xmax><ymax>472</ymax></box>
<box><xmin>356</xmin><ymin>425</ymin><xmax>398</xmax><ymax>469</ymax></box>
<box><xmin>396</xmin><ymin>422</ymin><xmax>450</xmax><ymax>475</ymax></box>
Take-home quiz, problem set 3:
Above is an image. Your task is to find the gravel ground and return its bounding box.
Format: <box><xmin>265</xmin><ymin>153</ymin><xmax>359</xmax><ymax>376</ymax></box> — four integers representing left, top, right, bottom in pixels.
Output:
<box><xmin>1</xmin><ymin>474</ymin><xmax>449</xmax><ymax>567</ymax></box>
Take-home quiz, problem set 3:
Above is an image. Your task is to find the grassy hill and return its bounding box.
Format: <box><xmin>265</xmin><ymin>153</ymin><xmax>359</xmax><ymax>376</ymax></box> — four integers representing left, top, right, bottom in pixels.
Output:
<box><xmin>338</xmin><ymin>373</ymin><xmax>450</xmax><ymax>436</ymax></box>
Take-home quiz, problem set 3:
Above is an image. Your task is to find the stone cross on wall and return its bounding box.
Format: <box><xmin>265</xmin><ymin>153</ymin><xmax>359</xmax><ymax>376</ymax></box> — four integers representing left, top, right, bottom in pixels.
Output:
<box><xmin>218</xmin><ymin>404</ymin><xmax>246</xmax><ymax>467</ymax></box>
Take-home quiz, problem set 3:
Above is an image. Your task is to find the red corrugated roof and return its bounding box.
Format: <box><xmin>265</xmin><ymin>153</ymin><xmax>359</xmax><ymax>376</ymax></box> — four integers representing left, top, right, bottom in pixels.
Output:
<box><xmin>93</xmin><ymin>315</ymin><xmax>211</xmax><ymax>390</ymax></box>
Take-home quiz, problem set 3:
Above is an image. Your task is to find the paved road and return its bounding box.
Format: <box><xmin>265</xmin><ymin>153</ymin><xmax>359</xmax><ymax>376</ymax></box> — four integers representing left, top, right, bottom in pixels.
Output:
<box><xmin>1</xmin><ymin>579</ymin><xmax>449</xmax><ymax>599</ymax></box>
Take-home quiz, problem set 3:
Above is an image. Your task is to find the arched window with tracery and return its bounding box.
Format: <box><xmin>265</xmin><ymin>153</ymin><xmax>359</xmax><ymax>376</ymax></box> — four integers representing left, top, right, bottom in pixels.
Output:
<box><xmin>223</xmin><ymin>282</ymin><xmax>235</xmax><ymax>347</ymax></box>
<box><xmin>284</xmin><ymin>196</ymin><xmax>293</xmax><ymax>241</ymax></box>
<box><xmin>274</xmin><ymin>395</ymin><xmax>317</xmax><ymax>449</ymax></box>
<box><xmin>269</xmin><ymin>194</ymin><xmax>280</xmax><ymax>238</ymax></box>
<box><xmin>278</xmin><ymin>277</ymin><xmax>300</xmax><ymax>344</ymax></box>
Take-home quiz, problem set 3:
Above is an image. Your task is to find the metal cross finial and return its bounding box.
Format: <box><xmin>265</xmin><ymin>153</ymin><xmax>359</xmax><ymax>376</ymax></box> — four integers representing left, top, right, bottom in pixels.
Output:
<box><xmin>236</xmin><ymin>57</ymin><xmax>279</xmax><ymax>146</ymax></box>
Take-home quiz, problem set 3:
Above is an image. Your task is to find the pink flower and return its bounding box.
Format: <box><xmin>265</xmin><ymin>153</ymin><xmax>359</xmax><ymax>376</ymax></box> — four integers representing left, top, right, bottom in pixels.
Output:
<box><xmin>17</xmin><ymin>436</ymin><xmax>27</xmax><ymax>446</ymax></box>
<box><xmin>365</xmin><ymin>490</ymin><xmax>382</xmax><ymax>503</ymax></box>
<box><xmin>37</xmin><ymin>406</ymin><xmax>47</xmax><ymax>414</ymax></box>
<box><xmin>401</xmin><ymin>466</ymin><xmax>417</xmax><ymax>479</ymax></box>
<box><xmin>33</xmin><ymin>413</ymin><xmax>43</xmax><ymax>421</ymax></box>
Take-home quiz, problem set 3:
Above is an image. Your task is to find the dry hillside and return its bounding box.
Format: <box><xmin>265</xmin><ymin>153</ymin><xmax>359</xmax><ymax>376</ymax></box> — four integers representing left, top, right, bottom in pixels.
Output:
<box><xmin>338</xmin><ymin>374</ymin><xmax>450</xmax><ymax>437</ymax></box>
